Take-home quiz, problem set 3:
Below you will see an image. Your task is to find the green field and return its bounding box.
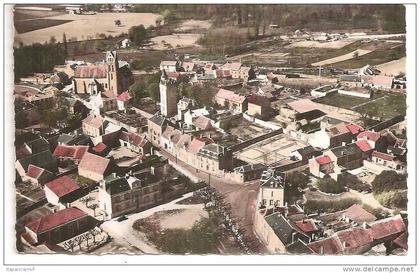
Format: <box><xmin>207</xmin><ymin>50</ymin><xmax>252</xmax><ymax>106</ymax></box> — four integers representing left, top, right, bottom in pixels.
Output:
<box><xmin>316</xmin><ymin>91</ymin><xmax>406</xmax><ymax>120</ymax></box>
<box><xmin>316</xmin><ymin>93</ymin><xmax>370</xmax><ymax>109</ymax></box>
<box><xmin>353</xmin><ymin>93</ymin><xmax>406</xmax><ymax>120</ymax></box>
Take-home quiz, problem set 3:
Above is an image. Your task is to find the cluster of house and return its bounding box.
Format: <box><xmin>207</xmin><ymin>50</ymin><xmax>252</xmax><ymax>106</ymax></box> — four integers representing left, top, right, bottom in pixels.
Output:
<box><xmin>338</xmin><ymin>65</ymin><xmax>406</xmax><ymax>91</ymax></box>
<box><xmin>252</xmin><ymin>169</ymin><xmax>407</xmax><ymax>255</ymax></box>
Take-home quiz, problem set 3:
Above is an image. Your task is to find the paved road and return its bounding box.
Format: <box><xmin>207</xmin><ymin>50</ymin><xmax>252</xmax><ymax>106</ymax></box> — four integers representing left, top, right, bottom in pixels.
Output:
<box><xmin>158</xmin><ymin>149</ymin><xmax>267</xmax><ymax>253</ymax></box>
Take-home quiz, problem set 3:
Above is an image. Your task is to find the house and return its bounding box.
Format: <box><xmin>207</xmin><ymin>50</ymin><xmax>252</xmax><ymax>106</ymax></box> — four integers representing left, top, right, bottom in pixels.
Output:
<box><xmin>324</xmin><ymin>142</ymin><xmax>366</xmax><ymax>170</ymax></box>
<box><xmin>147</xmin><ymin>114</ymin><xmax>169</xmax><ymax>147</ymax></box>
<box><xmin>82</xmin><ymin>114</ymin><xmax>107</xmax><ymax>137</ymax></box>
<box><xmin>310</xmin><ymin>85</ymin><xmax>336</xmax><ymax>98</ymax></box>
<box><xmin>98</xmin><ymin>172</ymin><xmax>163</xmax><ymax>219</ymax></box>
<box><xmin>257</xmin><ymin>168</ymin><xmax>284</xmax><ymax>207</ymax></box>
<box><xmin>25</xmin><ymin>164</ymin><xmax>54</xmax><ymax>185</ymax></box>
<box><xmin>290</xmin><ymin>145</ymin><xmax>320</xmax><ymax>163</ymax></box>
<box><xmin>359</xmin><ymin>65</ymin><xmax>381</xmax><ymax>76</ymax></box>
<box><xmin>361</xmin><ymin>75</ymin><xmax>394</xmax><ymax>89</ymax></box>
<box><xmin>120</xmin><ymin>38</ymin><xmax>131</xmax><ymax>48</ymax></box>
<box><xmin>357</xmin><ymin>131</ymin><xmax>387</xmax><ymax>152</ymax></box>
<box><xmin>254</xmin><ymin>209</ymin><xmax>309</xmax><ymax>253</ymax></box>
<box><xmin>239</xmin><ymin>66</ymin><xmax>253</xmax><ymax>81</ymax></box>
<box><xmin>78</xmin><ymin>152</ymin><xmax>112</xmax><ymax>182</ymax></box>
<box><xmin>92</xmin><ymin>143</ymin><xmax>110</xmax><ymax>156</ymax></box>
<box><xmin>193</xmin><ymin>115</ymin><xmax>213</xmax><ymax>130</ymax></box>
<box><xmin>257</xmin><ymin>85</ymin><xmax>280</xmax><ymax>100</ymax></box>
<box><xmin>177</xmin><ymin>97</ymin><xmax>197</xmax><ymax>121</ymax></box>
<box><xmin>232</xmin><ymin>163</ymin><xmax>267</xmax><ymax>183</ymax></box>
<box><xmin>214</xmin><ymin>88</ymin><xmax>247</xmax><ymax>113</ymax></box>
<box><xmin>307</xmin><ymin>215</ymin><xmax>406</xmax><ymax>255</ymax></box>
<box><xmin>119</xmin><ymin>131</ymin><xmax>152</xmax><ymax>155</ymax></box>
<box><xmin>309</xmin><ymin>155</ymin><xmax>335</xmax><ymax>178</ymax></box>
<box><xmin>161</xmin><ymin>126</ymin><xmax>182</xmax><ymax>153</ymax></box>
<box><xmin>53</xmin><ymin>145</ymin><xmax>89</xmax><ymax>164</ymax></box>
<box><xmin>371</xmin><ymin>151</ymin><xmax>405</xmax><ymax>171</ymax></box>
<box><xmin>160</xmin><ymin>60</ymin><xmax>178</xmax><ymax>72</ymax></box>
<box><xmin>247</xmin><ymin>94</ymin><xmax>271</xmax><ymax>119</ymax></box>
<box><xmin>281</xmin><ymin>99</ymin><xmax>325</xmax><ymax>122</ymax></box>
<box><xmin>309</xmin><ymin>122</ymin><xmax>363</xmax><ymax>149</ymax></box>
<box><xmin>21</xmin><ymin>136</ymin><xmax>51</xmax><ymax>155</ymax></box>
<box><xmin>116</xmin><ymin>91</ymin><xmax>132</xmax><ymax>111</ymax></box>
<box><xmin>57</xmin><ymin>133</ymin><xmax>92</xmax><ymax>146</ymax></box>
<box><xmin>181</xmin><ymin>61</ymin><xmax>196</xmax><ymax>72</ymax></box>
<box><xmin>104</xmin><ymin>111</ymin><xmax>148</xmax><ymax>134</ymax></box>
<box><xmin>183</xmin><ymin>107</ymin><xmax>214</xmax><ymax>128</ymax></box>
<box><xmin>15</xmin><ymin>150</ymin><xmax>58</xmax><ymax>180</ymax></box>
<box><xmin>294</xmin><ymin>219</ymin><xmax>319</xmax><ymax>237</ymax></box>
<box><xmin>221</xmin><ymin>62</ymin><xmax>242</xmax><ymax>79</ymax></box>
<box><xmin>44</xmin><ymin>176</ymin><xmax>81</xmax><ymax>208</ymax></box>
<box><xmin>23</xmin><ymin>207</ymin><xmax>98</xmax><ymax>245</ymax></box>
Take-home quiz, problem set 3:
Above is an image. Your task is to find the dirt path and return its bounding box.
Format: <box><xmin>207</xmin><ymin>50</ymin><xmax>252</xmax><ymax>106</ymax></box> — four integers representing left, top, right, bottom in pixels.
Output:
<box><xmin>376</xmin><ymin>57</ymin><xmax>406</xmax><ymax>76</ymax></box>
<box><xmin>312</xmin><ymin>49</ymin><xmax>371</xmax><ymax>66</ymax></box>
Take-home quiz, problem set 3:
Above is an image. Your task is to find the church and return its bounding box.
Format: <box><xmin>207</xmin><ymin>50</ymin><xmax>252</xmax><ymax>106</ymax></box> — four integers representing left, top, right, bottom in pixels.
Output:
<box><xmin>72</xmin><ymin>51</ymin><xmax>133</xmax><ymax>97</ymax></box>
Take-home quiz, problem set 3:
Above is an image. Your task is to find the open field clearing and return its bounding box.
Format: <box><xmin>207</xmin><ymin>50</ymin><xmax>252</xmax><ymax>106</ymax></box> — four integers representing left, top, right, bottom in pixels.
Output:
<box><xmin>175</xmin><ymin>19</ymin><xmax>212</xmax><ymax>32</ymax></box>
<box><xmin>150</xmin><ymin>34</ymin><xmax>201</xmax><ymax>50</ymax></box>
<box><xmin>331</xmin><ymin>44</ymin><xmax>405</xmax><ymax>69</ymax></box>
<box><xmin>287</xmin><ymin>39</ymin><xmax>355</xmax><ymax>49</ymax></box>
<box><xmin>376</xmin><ymin>57</ymin><xmax>406</xmax><ymax>76</ymax></box>
<box><xmin>14</xmin><ymin>12</ymin><xmax>161</xmax><ymax>46</ymax></box>
<box><xmin>160</xmin><ymin>208</ymin><xmax>209</xmax><ymax>230</ymax></box>
<box><xmin>14</xmin><ymin>18</ymin><xmax>73</xmax><ymax>34</ymax></box>
<box><xmin>312</xmin><ymin>49</ymin><xmax>371</xmax><ymax>66</ymax></box>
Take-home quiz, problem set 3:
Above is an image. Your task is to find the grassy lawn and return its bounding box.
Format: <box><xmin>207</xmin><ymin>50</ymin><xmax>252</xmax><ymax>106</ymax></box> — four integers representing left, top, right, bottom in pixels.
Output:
<box><xmin>316</xmin><ymin>93</ymin><xmax>370</xmax><ymax>109</ymax></box>
<box><xmin>331</xmin><ymin>45</ymin><xmax>406</xmax><ymax>69</ymax></box>
<box><xmin>133</xmin><ymin>208</ymin><xmax>223</xmax><ymax>254</ymax></box>
<box><xmin>353</xmin><ymin>93</ymin><xmax>406</xmax><ymax>120</ymax></box>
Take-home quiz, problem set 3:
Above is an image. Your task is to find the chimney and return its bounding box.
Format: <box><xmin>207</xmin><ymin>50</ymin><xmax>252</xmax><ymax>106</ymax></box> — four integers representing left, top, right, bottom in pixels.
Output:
<box><xmin>320</xmin><ymin>246</ymin><xmax>324</xmax><ymax>255</ymax></box>
<box><xmin>362</xmin><ymin>222</ymin><xmax>369</xmax><ymax>229</ymax></box>
<box><xmin>151</xmin><ymin>166</ymin><xmax>155</xmax><ymax>175</ymax></box>
<box><xmin>291</xmin><ymin>232</ymin><xmax>297</xmax><ymax>243</ymax></box>
<box><xmin>342</xmin><ymin>241</ymin><xmax>347</xmax><ymax>248</ymax></box>
<box><xmin>342</xmin><ymin>142</ymin><xmax>346</xmax><ymax>147</ymax></box>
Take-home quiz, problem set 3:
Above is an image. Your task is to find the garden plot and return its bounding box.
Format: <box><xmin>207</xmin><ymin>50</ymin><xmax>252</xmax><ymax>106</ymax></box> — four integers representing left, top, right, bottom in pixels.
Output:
<box><xmin>150</xmin><ymin>34</ymin><xmax>202</xmax><ymax>50</ymax></box>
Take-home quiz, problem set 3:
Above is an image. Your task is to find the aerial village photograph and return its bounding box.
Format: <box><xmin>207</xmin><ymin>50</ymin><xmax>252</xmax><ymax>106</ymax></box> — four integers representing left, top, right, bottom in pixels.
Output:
<box><xmin>1</xmin><ymin>1</ymin><xmax>418</xmax><ymax>272</ymax></box>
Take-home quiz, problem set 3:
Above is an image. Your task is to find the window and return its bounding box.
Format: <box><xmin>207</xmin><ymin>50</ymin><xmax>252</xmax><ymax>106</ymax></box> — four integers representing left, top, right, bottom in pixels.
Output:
<box><xmin>269</xmin><ymin>200</ymin><xmax>274</xmax><ymax>206</ymax></box>
<box><xmin>271</xmin><ymin>191</ymin><xmax>274</xmax><ymax>197</ymax></box>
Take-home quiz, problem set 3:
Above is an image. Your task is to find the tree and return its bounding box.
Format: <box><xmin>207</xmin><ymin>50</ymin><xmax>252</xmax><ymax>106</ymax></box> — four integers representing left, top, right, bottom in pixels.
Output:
<box><xmin>89</xmin><ymin>203</ymin><xmax>99</xmax><ymax>217</ymax></box>
<box><xmin>81</xmin><ymin>196</ymin><xmax>94</xmax><ymax>206</ymax></box>
<box><xmin>89</xmin><ymin>229</ymin><xmax>99</xmax><ymax>244</ymax></box>
<box><xmin>147</xmin><ymin>82</ymin><xmax>160</xmax><ymax>101</ymax></box>
<box><xmin>114</xmin><ymin>19</ymin><xmax>122</xmax><ymax>27</ymax></box>
<box><xmin>128</xmin><ymin>24</ymin><xmax>147</xmax><ymax>45</ymax></box>
<box><xmin>316</xmin><ymin>176</ymin><xmax>346</xmax><ymax>194</ymax></box>
<box><xmin>371</xmin><ymin>171</ymin><xmax>407</xmax><ymax>193</ymax></box>
<box><xmin>49</xmin><ymin>36</ymin><xmax>56</xmax><ymax>44</ymax></box>
<box><xmin>284</xmin><ymin>172</ymin><xmax>310</xmax><ymax>203</ymax></box>
<box><xmin>74</xmin><ymin>235</ymin><xmax>84</xmax><ymax>251</ymax></box>
<box><xmin>64</xmin><ymin>238</ymin><xmax>77</xmax><ymax>252</ymax></box>
<box><xmin>353</xmin><ymin>51</ymin><xmax>359</xmax><ymax>59</ymax></box>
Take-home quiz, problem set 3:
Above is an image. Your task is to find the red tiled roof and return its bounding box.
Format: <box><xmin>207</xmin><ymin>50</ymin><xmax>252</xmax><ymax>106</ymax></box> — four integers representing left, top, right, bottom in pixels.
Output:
<box><xmin>346</xmin><ymin>124</ymin><xmax>363</xmax><ymax>135</ymax></box>
<box><xmin>74</xmin><ymin>64</ymin><xmax>107</xmax><ymax>78</ymax></box>
<box><xmin>370</xmin><ymin>215</ymin><xmax>406</xmax><ymax>241</ymax></box>
<box><xmin>26</xmin><ymin>164</ymin><xmax>44</xmax><ymax>179</ymax></box>
<box><xmin>116</xmin><ymin>91</ymin><xmax>131</xmax><ymax>102</ymax></box>
<box><xmin>166</xmin><ymin>72</ymin><xmax>180</xmax><ymax>79</ymax></box>
<box><xmin>16</xmin><ymin>145</ymin><xmax>32</xmax><ymax>159</ymax></box>
<box><xmin>358</xmin><ymin>131</ymin><xmax>381</xmax><ymax>142</ymax></box>
<box><xmin>315</xmin><ymin>155</ymin><xmax>332</xmax><ymax>165</ymax></box>
<box><xmin>93</xmin><ymin>142</ymin><xmax>107</xmax><ymax>153</ymax></box>
<box><xmin>342</xmin><ymin>204</ymin><xmax>377</xmax><ymax>224</ymax></box>
<box><xmin>307</xmin><ymin>235</ymin><xmax>344</xmax><ymax>255</ymax></box>
<box><xmin>215</xmin><ymin>69</ymin><xmax>231</xmax><ymax>78</ymax></box>
<box><xmin>355</xmin><ymin>140</ymin><xmax>373</xmax><ymax>153</ymax></box>
<box><xmin>336</xmin><ymin>227</ymin><xmax>373</xmax><ymax>250</ymax></box>
<box><xmin>361</xmin><ymin>75</ymin><xmax>393</xmax><ymax>88</ymax></box>
<box><xmin>372</xmin><ymin>151</ymin><xmax>395</xmax><ymax>161</ymax></box>
<box><xmin>193</xmin><ymin>115</ymin><xmax>212</xmax><ymax>130</ymax></box>
<box><xmin>45</xmin><ymin>176</ymin><xmax>80</xmax><ymax>198</ymax></box>
<box><xmin>221</xmin><ymin>62</ymin><xmax>242</xmax><ymax>71</ymax></box>
<box><xmin>287</xmin><ymin>99</ymin><xmax>319</xmax><ymax>114</ymax></box>
<box><xmin>26</xmin><ymin>207</ymin><xmax>87</xmax><ymax>234</ymax></box>
<box><xmin>119</xmin><ymin>131</ymin><xmax>149</xmax><ymax>148</ymax></box>
<box><xmin>83</xmin><ymin>115</ymin><xmax>104</xmax><ymax>129</ymax></box>
<box><xmin>78</xmin><ymin>152</ymin><xmax>110</xmax><ymax>175</ymax></box>
<box><xmin>215</xmin><ymin>88</ymin><xmax>246</xmax><ymax>104</ymax></box>
<box><xmin>188</xmin><ymin>137</ymin><xmax>214</xmax><ymax>154</ymax></box>
<box><xmin>53</xmin><ymin>145</ymin><xmax>88</xmax><ymax>160</ymax></box>
<box><xmin>295</xmin><ymin>219</ymin><xmax>318</xmax><ymax>234</ymax></box>
<box><xmin>393</xmin><ymin>232</ymin><xmax>408</xmax><ymax>250</ymax></box>
<box><xmin>247</xmin><ymin>94</ymin><xmax>270</xmax><ymax>107</ymax></box>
